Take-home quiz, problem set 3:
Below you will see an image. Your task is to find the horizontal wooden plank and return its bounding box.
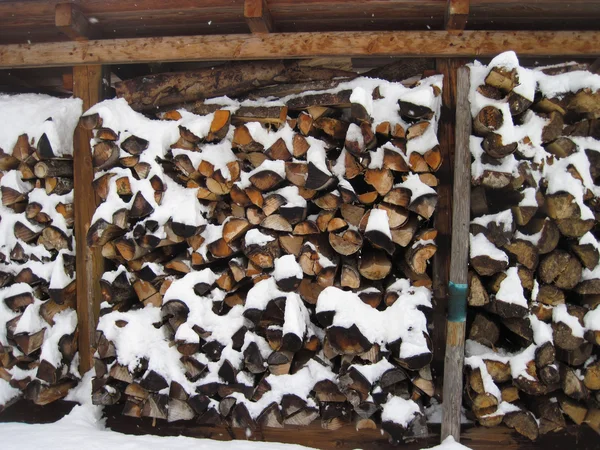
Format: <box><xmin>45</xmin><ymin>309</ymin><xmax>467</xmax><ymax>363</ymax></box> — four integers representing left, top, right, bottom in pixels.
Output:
<box><xmin>2</xmin><ymin>1</ymin><xmax>600</xmax><ymax>44</ymax></box>
<box><xmin>1</xmin><ymin>30</ymin><xmax>599</xmax><ymax>69</ymax></box>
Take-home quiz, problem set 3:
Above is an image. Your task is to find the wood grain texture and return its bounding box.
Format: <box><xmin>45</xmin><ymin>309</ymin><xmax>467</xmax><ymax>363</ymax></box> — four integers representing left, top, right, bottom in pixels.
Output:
<box><xmin>440</xmin><ymin>65</ymin><xmax>470</xmax><ymax>442</ymax></box>
<box><xmin>72</xmin><ymin>64</ymin><xmax>105</xmax><ymax>374</ymax></box>
<box><xmin>449</xmin><ymin>66</ymin><xmax>471</xmax><ymax>286</ymax></box>
<box><xmin>2</xmin><ymin>0</ymin><xmax>600</xmax><ymax>44</ymax></box>
<box><xmin>55</xmin><ymin>3</ymin><xmax>91</xmax><ymax>41</ymax></box>
<box><xmin>431</xmin><ymin>57</ymin><xmax>466</xmax><ymax>412</ymax></box>
<box><xmin>441</xmin><ymin>321</ymin><xmax>467</xmax><ymax>442</ymax></box>
<box><xmin>445</xmin><ymin>0</ymin><xmax>470</xmax><ymax>30</ymax></box>
<box><xmin>244</xmin><ymin>0</ymin><xmax>274</xmax><ymax>33</ymax></box>
<box><xmin>1</xmin><ymin>31</ymin><xmax>600</xmax><ymax>68</ymax></box>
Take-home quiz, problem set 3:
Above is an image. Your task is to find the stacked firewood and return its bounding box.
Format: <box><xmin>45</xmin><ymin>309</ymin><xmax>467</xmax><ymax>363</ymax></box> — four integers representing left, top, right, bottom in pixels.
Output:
<box><xmin>465</xmin><ymin>52</ymin><xmax>600</xmax><ymax>439</ymax></box>
<box><xmin>0</xmin><ymin>94</ymin><xmax>81</xmax><ymax>411</ymax></box>
<box><xmin>85</xmin><ymin>67</ymin><xmax>443</xmax><ymax>441</ymax></box>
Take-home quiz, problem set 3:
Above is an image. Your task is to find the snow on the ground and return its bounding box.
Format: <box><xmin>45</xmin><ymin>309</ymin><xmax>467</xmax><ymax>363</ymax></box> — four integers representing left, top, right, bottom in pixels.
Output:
<box><xmin>0</xmin><ymin>406</ymin><xmax>318</xmax><ymax>450</ymax></box>
<box><xmin>0</xmin><ymin>371</ymin><xmax>316</xmax><ymax>450</ymax></box>
<box><xmin>0</xmin><ymin>371</ymin><xmax>470</xmax><ymax>450</ymax></box>
<box><xmin>420</xmin><ymin>436</ymin><xmax>473</xmax><ymax>450</ymax></box>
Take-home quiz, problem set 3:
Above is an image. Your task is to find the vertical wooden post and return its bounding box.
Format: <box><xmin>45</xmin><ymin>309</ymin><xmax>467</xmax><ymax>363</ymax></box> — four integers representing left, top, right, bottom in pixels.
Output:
<box><xmin>73</xmin><ymin>65</ymin><xmax>105</xmax><ymax>374</ymax></box>
<box><xmin>431</xmin><ymin>58</ymin><xmax>462</xmax><ymax>393</ymax></box>
<box><xmin>441</xmin><ymin>66</ymin><xmax>471</xmax><ymax>442</ymax></box>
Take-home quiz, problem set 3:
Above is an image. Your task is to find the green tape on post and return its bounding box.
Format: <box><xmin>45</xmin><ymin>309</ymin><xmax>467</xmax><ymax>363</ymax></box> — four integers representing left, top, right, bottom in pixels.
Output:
<box><xmin>448</xmin><ymin>281</ymin><xmax>467</xmax><ymax>322</ymax></box>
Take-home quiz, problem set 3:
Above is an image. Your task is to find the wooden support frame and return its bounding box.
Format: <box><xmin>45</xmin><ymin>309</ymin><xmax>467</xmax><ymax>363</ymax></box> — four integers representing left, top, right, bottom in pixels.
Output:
<box><xmin>441</xmin><ymin>66</ymin><xmax>471</xmax><ymax>442</ymax></box>
<box><xmin>72</xmin><ymin>65</ymin><xmax>106</xmax><ymax>374</ymax></box>
<box><xmin>244</xmin><ymin>0</ymin><xmax>274</xmax><ymax>33</ymax></box>
<box><xmin>2</xmin><ymin>19</ymin><xmax>600</xmax><ymax>447</ymax></box>
<box><xmin>0</xmin><ymin>30</ymin><xmax>599</xmax><ymax>69</ymax></box>
<box><xmin>55</xmin><ymin>3</ymin><xmax>91</xmax><ymax>41</ymax></box>
<box><xmin>433</xmin><ymin>58</ymin><xmax>467</xmax><ymax>442</ymax></box>
<box><xmin>446</xmin><ymin>0</ymin><xmax>470</xmax><ymax>31</ymax></box>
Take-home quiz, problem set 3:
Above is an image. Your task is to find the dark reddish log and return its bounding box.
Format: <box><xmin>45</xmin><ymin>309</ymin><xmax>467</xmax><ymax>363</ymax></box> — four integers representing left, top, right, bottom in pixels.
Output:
<box><xmin>116</xmin><ymin>61</ymin><xmax>355</xmax><ymax>111</ymax></box>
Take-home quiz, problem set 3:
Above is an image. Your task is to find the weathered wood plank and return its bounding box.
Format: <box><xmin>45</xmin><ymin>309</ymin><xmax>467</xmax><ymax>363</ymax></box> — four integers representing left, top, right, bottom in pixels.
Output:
<box><xmin>0</xmin><ymin>31</ymin><xmax>599</xmax><ymax>69</ymax></box>
<box><xmin>55</xmin><ymin>3</ymin><xmax>91</xmax><ymax>41</ymax></box>
<box><xmin>431</xmin><ymin>57</ymin><xmax>466</xmax><ymax>419</ymax></box>
<box><xmin>244</xmin><ymin>0</ymin><xmax>274</xmax><ymax>33</ymax></box>
<box><xmin>441</xmin><ymin>65</ymin><xmax>471</xmax><ymax>442</ymax></box>
<box><xmin>446</xmin><ymin>0</ymin><xmax>470</xmax><ymax>30</ymax></box>
<box><xmin>73</xmin><ymin>64</ymin><xmax>106</xmax><ymax>374</ymax></box>
<box><xmin>449</xmin><ymin>69</ymin><xmax>471</xmax><ymax>289</ymax></box>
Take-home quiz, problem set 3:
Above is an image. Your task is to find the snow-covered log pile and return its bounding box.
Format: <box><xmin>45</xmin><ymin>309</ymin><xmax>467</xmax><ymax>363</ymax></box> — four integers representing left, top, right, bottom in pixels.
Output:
<box><xmin>465</xmin><ymin>52</ymin><xmax>600</xmax><ymax>439</ymax></box>
<box><xmin>0</xmin><ymin>94</ymin><xmax>81</xmax><ymax>412</ymax></box>
<box><xmin>85</xmin><ymin>73</ymin><xmax>443</xmax><ymax>441</ymax></box>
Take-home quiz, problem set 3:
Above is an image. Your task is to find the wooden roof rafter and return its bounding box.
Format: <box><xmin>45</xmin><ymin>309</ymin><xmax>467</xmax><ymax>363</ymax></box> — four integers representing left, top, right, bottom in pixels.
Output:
<box><xmin>446</xmin><ymin>0</ymin><xmax>470</xmax><ymax>31</ymax></box>
<box><xmin>2</xmin><ymin>1</ymin><xmax>600</xmax><ymax>45</ymax></box>
<box><xmin>244</xmin><ymin>0</ymin><xmax>274</xmax><ymax>33</ymax></box>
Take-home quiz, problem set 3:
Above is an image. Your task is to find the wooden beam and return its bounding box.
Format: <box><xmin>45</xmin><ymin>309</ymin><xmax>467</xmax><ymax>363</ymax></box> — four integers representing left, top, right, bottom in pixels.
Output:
<box><xmin>55</xmin><ymin>3</ymin><xmax>91</xmax><ymax>41</ymax></box>
<box><xmin>446</xmin><ymin>0</ymin><xmax>469</xmax><ymax>31</ymax></box>
<box><xmin>244</xmin><ymin>0</ymin><xmax>274</xmax><ymax>33</ymax></box>
<box><xmin>441</xmin><ymin>66</ymin><xmax>471</xmax><ymax>443</ymax></box>
<box><xmin>72</xmin><ymin>65</ymin><xmax>106</xmax><ymax>374</ymax></box>
<box><xmin>431</xmin><ymin>57</ymin><xmax>466</xmax><ymax>416</ymax></box>
<box><xmin>1</xmin><ymin>31</ymin><xmax>599</xmax><ymax>69</ymax></box>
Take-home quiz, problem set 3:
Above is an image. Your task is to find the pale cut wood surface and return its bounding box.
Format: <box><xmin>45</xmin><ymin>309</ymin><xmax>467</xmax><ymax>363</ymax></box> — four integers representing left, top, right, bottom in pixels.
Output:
<box><xmin>72</xmin><ymin>65</ymin><xmax>105</xmax><ymax>373</ymax></box>
<box><xmin>441</xmin><ymin>65</ymin><xmax>471</xmax><ymax>442</ymax></box>
<box><xmin>1</xmin><ymin>31</ymin><xmax>600</xmax><ymax>69</ymax></box>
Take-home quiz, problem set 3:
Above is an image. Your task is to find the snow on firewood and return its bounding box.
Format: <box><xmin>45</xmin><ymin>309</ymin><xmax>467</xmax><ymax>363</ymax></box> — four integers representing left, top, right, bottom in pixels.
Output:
<box><xmin>84</xmin><ymin>67</ymin><xmax>445</xmax><ymax>435</ymax></box>
<box><xmin>366</xmin><ymin>208</ymin><xmax>392</xmax><ymax>239</ymax></box>
<box><xmin>272</xmin><ymin>254</ymin><xmax>303</xmax><ymax>281</ymax></box>
<box><xmin>316</xmin><ymin>284</ymin><xmax>431</xmax><ymax>359</ymax></box>
<box><xmin>381</xmin><ymin>395</ymin><xmax>421</xmax><ymax>427</ymax></box>
<box><xmin>529</xmin><ymin>314</ymin><xmax>553</xmax><ymax>345</ymax></box>
<box><xmin>395</xmin><ymin>173</ymin><xmax>436</xmax><ymax>203</ymax></box>
<box><xmin>245</xmin><ymin>229</ymin><xmax>275</xmax><ymax>247</ymax></box>
<box><xmin>349</xmin><ymin>358</ymin><xmax>395</xmax><ymax>385</ymax></box>
<box><xmin>469</xmin><ymin>233</ymin><xmax>508</xmax><ymax>261</ymax></box>
<box><xmin>229</xmin><ymin>359</ymin><xmax>336</xmax><ymax>419</ymax></box>
<box><xmin>553</xmin><ymin>304</ymin><xmax>585</xmax><ymax>338</ymax></box>
<box><xmin>0</xmin><ymin>94</ymin><xmax>80</xmax><ymax>409</ymax></box>
<box><xmin>0</xmin><ymin>93</ymin><xmax>82</xmax><ymax>157</ymax></box>
<box><xmin>495</xmin><ymin>267</ymin><xmax>528</xmax><ymax>309</ymax></box>
<box><xmin>471</xmin><ymin>209</ymin><xmax>513</xmax><ymax>233</ymax></box>
<box><xmin>1</xmin><ymin>170</ymin><xmax>33</xmax><ymax>193</ymax></box>
<box><xmin>466</xmin><ymin>51</ymin><xmax>600</xmax><ymax>438</ymax></box>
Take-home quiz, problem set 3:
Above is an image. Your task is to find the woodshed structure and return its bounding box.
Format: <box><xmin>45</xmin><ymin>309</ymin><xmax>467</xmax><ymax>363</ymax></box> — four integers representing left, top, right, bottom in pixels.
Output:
<box><xmin>0</xmin><ymin>1</ymin><xmax>599</xmax><ymax>449</ymax></box>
